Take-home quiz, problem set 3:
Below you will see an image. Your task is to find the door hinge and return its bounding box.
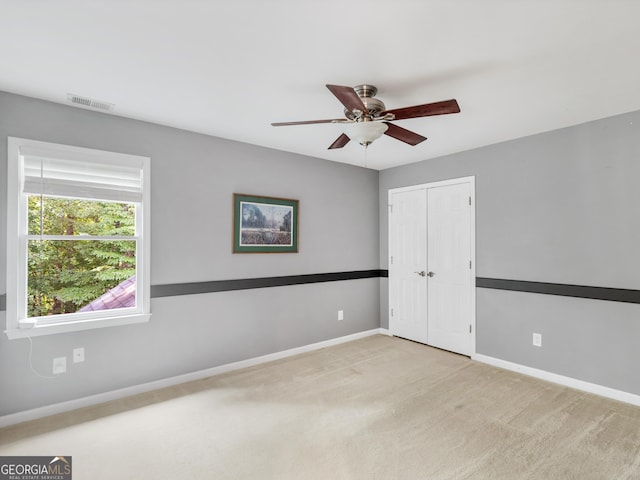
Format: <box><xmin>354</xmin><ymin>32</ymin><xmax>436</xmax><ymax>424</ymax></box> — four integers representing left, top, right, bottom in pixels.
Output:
<box><xmin>389</xmin><ymin>204</ymin><xmax>393</xmax><ymax>213</ymax></box>
<box><xmin>469</xmin><ymin>260</ymin><xmax>472</xmax><ymax>269</ymax></box>
<box><xmin>391</xmin><ymin>308</ymin><xmax>394</xmax><ymax>317</ymax></box>
<box><xmin>469</xmin><ymin>196</ymin><xmax>472</xmax><ymax>206</ymax></box>
<box><xmin>390</xmin><ymin>256</ymin><xmax>394</xmax><ymax>265</ymax></box>
<box><xmin>469</xmin><ymin>324</ymin><xmax>472</xmax><ymax>333</ymax></box>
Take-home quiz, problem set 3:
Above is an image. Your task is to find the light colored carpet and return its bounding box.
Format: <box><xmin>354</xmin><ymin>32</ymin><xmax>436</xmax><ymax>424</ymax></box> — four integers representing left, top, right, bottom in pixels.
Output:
<box><xmin>2</xmin><ymin>335</ymin><xmax>640</xmax><ymax>479</ymax></box>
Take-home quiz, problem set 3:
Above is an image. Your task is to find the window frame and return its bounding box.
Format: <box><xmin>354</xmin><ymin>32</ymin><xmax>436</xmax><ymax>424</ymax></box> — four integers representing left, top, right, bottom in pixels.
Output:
<box><xmin>5</xmin><ymin>137</ymin><xmax>151</xmax><ymax>339</ymax></box>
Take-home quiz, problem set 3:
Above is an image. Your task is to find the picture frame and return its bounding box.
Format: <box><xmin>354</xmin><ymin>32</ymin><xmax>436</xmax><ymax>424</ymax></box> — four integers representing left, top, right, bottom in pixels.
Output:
<box><xmin>233</xmin><ymin>194</ymin><xmax>299</xmax><ymax>253</ymax></box>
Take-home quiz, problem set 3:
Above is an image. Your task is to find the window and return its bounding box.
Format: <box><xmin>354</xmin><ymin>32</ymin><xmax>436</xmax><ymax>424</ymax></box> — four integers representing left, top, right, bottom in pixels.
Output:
<box><xmin>5</xmin><ymin>138</ymin><xmax>150</xmax><ymax>338</ymax></box>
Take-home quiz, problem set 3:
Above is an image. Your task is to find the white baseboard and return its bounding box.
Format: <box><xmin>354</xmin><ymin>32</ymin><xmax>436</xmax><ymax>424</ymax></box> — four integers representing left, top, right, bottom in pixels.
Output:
<box><xmin>473</xmin><ymin>353</ymin><xmax>640</xmax><ymax>407</ymax></box>
<box><xmin>0</xmin><ymin>328</ymin><xmax>387</xmax><ymax>428</ymax></box>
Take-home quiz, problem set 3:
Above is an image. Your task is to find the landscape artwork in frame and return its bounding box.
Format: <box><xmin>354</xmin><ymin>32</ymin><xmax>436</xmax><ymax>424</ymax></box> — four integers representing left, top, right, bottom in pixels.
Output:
<box><xmin>233</xmin><ymin>194</ymin><xmax>299</xmax><ymax>253</ymax></box>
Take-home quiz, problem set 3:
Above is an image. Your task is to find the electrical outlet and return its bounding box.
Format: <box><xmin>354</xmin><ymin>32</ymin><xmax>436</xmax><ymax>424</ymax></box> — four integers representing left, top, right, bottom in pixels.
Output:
<box><xmin>338</xmin><ymin>310</ymin><xmax>344</xmax><ymax>321</ymax></box>
<box><xmin>532</xmin><ymin>333</ymin><xmax>542</xmax><ymax>347</ymax></box>
<box><xmin>73</xmin><ymin>347</ymin><xmax>85</xmax><ymax>363</ymax></box>
<box><xmin>53</xmin><ymin>356</ymin><xmax>67</xmax><ymax>374</ymax></box>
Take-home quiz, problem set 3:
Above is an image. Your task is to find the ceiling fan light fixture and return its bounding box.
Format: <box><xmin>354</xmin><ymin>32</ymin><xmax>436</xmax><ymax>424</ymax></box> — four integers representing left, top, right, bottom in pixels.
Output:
<box><xmin>346</xmin><ymin>121</ymin><xmax>388</xmax><ymax>146</ymax></box>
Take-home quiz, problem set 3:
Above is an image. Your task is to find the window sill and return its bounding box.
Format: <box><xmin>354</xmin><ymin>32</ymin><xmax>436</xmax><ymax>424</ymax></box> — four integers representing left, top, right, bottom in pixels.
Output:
<box><xmin>4</xmin><ymin>313</ymin><xmax>151</xmax><ymax>339</ymax></box>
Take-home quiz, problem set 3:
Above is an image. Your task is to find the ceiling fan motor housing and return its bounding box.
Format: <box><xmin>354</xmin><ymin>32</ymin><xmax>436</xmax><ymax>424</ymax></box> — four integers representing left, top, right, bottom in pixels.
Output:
<box><xmin>344</xmin><ymin>84</ymin><xmax>386</xmax><ymax>120</ymax></box>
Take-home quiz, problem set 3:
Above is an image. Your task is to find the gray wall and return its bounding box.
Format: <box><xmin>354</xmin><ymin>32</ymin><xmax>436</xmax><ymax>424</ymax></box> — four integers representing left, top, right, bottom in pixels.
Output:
<box><xmin>0</xmin><ymin>91</ymin><xmax>380</xmax><ymax>416</ymax></box>
<box><xmin>379</xmin><ymin>109</ymin><xmax>640</xmax><ymax>396</ymax></box>
<box><xmin>4</xmin><ymin>88</ymin><xmax>639</xmax><ymax>417</ymax></box>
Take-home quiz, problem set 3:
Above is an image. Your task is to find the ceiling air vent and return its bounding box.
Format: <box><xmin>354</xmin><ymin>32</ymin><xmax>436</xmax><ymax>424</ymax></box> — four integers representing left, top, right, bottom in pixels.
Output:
<box><xmin>67</xmin><ymin>93</ymin><xmax>115</xmax><ymax>112</ymax></box>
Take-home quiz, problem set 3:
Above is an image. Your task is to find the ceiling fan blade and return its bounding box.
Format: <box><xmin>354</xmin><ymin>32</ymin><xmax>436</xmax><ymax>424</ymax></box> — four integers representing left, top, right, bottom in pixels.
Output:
<box><xmin>271</xmin><ymin>118</ymin><xmax>346</xmax><ymax>126</ymax></box>
<box><xmin>326</xmin><ymin>84</ymin><xmax>369</xmax><ymax>115</ymax></box>
<box><xmin>382</xmin><ymin>99</ymin><xmax>460</xmax><ymax>121</ymax></box>
<box><xmin>328</xmin><ymin>133</ymin><xmax>351</xmax><ymax>149</ymax></box>
<box><xmin>383</xmin><ymin>122</ymin><xmax>427</xmax><ymax>146</ymax></box>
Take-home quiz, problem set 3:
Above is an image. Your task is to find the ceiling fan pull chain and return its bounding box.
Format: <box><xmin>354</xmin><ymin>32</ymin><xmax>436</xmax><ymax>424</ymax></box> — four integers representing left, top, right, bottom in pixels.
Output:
<box><xmin>364</xmin><ymin>144</ymin><xmax>368</xmax><ymax>169</ymax></box>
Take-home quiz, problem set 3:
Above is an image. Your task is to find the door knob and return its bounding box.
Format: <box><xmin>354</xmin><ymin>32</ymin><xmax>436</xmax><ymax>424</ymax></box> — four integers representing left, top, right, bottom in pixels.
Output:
<box><xmin>427</xmin><ymin>271</ymin><xmax>435</xmax><ymax>277</ymax></box>
<box><xmin>414</xmin><ymin>271</ymin><xmax>426</xmax><ymax>277</ymax></box>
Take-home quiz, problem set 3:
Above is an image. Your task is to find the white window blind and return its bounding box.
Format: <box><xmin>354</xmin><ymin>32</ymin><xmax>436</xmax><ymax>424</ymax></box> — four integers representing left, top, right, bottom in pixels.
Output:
<box><xmin>21</xmin><ymin>146</ymin><xmax>144</xmax><ymax>203</ymax></box>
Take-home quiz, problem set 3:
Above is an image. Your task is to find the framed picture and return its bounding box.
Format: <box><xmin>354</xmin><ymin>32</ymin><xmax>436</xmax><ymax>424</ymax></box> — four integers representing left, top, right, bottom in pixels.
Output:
<box><xmin>233</xmin><ymin>194</ymin><xmax>299</xmax><ymax>253</ymax></box>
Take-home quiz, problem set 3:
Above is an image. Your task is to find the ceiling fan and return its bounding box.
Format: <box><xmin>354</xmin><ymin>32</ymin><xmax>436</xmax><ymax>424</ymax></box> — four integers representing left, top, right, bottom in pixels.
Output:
<box><xmin>271</xmin><ymin>84</ymin><xmax>460</xmax><ymax>149</ymax></box>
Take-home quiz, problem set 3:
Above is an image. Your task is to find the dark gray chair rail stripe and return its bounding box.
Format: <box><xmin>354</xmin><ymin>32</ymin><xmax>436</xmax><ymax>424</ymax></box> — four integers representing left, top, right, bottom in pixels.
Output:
<box><xmin>151</xmin><ymin>270</ymin><xmax>388</xmax><ymax>298</ymax></box>
<box><xmin>477</xmin><ymin>277</ymin><xmax>640</xmax><ymax>304</ymax></box>
<box><xmin>2</xmin><ymin>273</ymin><xmax>638</xmax><ymax>311</ymax></box>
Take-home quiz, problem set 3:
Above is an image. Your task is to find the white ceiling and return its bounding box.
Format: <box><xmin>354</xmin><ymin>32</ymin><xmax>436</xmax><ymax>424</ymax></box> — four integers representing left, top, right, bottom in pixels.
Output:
<box><xmin>2</xmin><ymin>0</ymin><xmax>639</xmax><ymax>170</ymax></box>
